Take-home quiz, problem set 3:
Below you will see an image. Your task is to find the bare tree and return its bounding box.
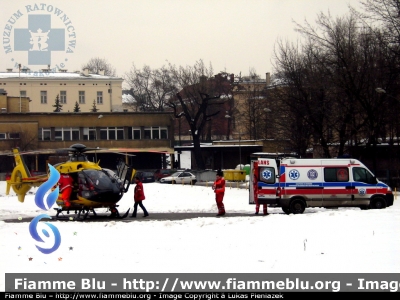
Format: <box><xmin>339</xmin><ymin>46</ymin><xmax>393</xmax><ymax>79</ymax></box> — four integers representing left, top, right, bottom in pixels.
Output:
<box><xmin>355</xmin><ymin>0</ymin><xmax>400</xmax><ymax>53</ymax></box>
<box><xmin>234</xmin><ymin>71</ymin><xmax>269</xmax><ymax>140</ymax></box>
<box><xmin>124</xmin><ymin>64</ymin><xmax>176</xmax><ymax>111</ymax></box>
<box><xmin>297</xmin><ymin>12</ymin><xmax>397</xmax><ymax>166</ymax></box>
<box><xmin>82</xmin><ymin>57</ymin><xmax>117</xmax><ymax>76</ymax></box>
<box><xmin>166</xmin><ymin>60</ymin><xmax>232</xmax><ymax>169</ymax></box>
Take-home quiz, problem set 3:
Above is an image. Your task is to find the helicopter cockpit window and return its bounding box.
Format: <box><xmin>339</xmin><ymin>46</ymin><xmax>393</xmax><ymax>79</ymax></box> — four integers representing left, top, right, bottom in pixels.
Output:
<box><xmin>103</xmin><ymin>168</ymin><xmax>122</xmax><ymax>184</ymax></box>
<box><xmin>82</xmin><ymin>169</ymin><xmax>112</xmax><ymax>189</ymax></box>
<box><xmin>70</xmin><ymin>154</ymin><xmax>87</xmax><ymax>162</ymax></box>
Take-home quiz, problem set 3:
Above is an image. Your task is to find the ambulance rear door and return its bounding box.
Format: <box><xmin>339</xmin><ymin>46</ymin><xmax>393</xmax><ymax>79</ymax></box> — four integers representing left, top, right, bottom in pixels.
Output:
<box><xmin>255</xmin><ymin>158</ymin><xmax>279</xmax><ymax>205</ymax></box>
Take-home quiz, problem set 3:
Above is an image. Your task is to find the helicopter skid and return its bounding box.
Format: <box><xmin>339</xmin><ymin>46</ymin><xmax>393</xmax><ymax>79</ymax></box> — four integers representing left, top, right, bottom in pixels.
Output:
<box><xmin>53</xmin><ymin>207</ymin><xmax>130</xmax><ymax>221</ymax></box>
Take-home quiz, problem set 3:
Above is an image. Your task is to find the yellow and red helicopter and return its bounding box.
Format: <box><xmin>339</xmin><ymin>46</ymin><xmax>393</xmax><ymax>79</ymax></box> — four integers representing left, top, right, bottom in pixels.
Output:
<box><xmin>5</xmin><ymin>143</ymin><xmax>135</xmax><ymax>220</ymax></box>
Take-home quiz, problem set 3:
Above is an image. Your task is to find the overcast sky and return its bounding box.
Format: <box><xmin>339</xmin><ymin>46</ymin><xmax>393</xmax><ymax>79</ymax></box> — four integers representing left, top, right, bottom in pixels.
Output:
<box><xmin>1</xmin><ymin>0</ymin><xmax>361</xmax><ymax>80</ymax></box>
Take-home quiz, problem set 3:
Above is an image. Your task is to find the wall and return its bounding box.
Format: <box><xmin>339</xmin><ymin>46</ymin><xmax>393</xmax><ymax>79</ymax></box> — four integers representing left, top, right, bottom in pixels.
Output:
<box><xmin>0</xmin><ymin>71</ymin><xmax>123</xmax><ymax>113</ymax></box>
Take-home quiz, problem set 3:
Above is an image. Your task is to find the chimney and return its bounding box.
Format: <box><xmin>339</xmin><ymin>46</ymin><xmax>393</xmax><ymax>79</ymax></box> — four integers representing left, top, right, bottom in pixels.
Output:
<box><xmin>266</xmin><ymin>72</ymin><xmax>271</xmax><ymax>86</ymax></box>
<box><xmin>99</xmin><ymin>69</ymin><xmax>105</xmax><ymax>76</ymax></box>
<box><xmin>83</xmin><ymin>68</ymin><xmax>89</xmax><ymax>76</ymax></box>
<box><xmin>230</xmin><ymin>74</ymin><xmax>234</xmax><ymax>83</ymax></box>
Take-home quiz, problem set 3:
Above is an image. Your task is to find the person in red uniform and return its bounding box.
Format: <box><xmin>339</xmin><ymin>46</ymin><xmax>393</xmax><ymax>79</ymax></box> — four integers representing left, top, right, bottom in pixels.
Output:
<box><xmin>131</xmin><ymin>176</ymin><xmax>149</xmax><ymax>218</ymax></box>
<box><xmin>253</xmin><ymin>167</ymin><xmax>268</xmax><ymax>215</ymax></box>
<box><xmin>212</xmin><ymin>170</ymin><xmax>226</xmax><ymax>216</ymax></box>
<box><xmin>58</xmin><ymin>173</ymin><xmax>74</xmax><ymax>207</ymax></box>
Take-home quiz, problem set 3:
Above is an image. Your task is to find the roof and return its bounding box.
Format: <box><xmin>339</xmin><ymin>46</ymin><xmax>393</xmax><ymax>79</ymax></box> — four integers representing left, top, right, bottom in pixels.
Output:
<box><xmin>0</xmin><ymin>71</ymin><xmax>123</xmax><ymax>80</ymax></box>
<box><xmin>89</xmin><ymin>147</ymin><xmax>175</xmax><ymax>154</ymax></box>
<box><xmin>175</xmin><ymin>144</ymin><xmax>262</xmax><ymax>151</ymax></box>
<box><xmin>0</xmin><ymin>147</ymin><xmax>175</xmax><ymax>157</ymax></box>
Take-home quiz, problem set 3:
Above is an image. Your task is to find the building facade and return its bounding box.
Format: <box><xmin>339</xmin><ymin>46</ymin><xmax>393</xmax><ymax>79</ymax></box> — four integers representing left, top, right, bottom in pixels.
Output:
<box><xmin>0</xmin><ymin>111</ymin><xmax>176</xmax><ymax>174</ymax></box>
<box><xmin>0</xmin><ymin>68</ymin><xmax>123</xmax><ymax>113</ymax></box>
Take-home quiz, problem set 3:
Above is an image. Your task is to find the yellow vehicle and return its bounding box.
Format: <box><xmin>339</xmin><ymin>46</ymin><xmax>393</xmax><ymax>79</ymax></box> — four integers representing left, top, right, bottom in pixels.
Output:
<box><xmin>6</xmin><ymin>143</ymin><xmax>134</xmax><ymax>220</ymax></box>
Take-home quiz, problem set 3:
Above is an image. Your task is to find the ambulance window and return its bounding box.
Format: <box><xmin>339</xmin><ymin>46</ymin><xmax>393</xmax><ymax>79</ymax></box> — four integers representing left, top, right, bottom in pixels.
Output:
<box><xmin>353</xmin><ymin>167</ymin><xmax>376</xmax><ymax>184</ymax></box>
<box><xmin>259</xmin><ymin>167</ymin><xmax>275</xmax><ymax>184</ymax></box>
<box><xmin>324</xmin><ymin>167</ymin><xmax>349</xmax><ymax>182</ymax></box>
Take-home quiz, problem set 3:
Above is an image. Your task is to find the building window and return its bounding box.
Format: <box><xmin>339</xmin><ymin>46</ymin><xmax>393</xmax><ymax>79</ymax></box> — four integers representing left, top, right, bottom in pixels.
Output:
<box><xmin>40</xmin><ymin>91</ymin><xmax>47</xmax><ymax>104</ymax></box>
<box><xmin>8</xmin><ymin>132</ymin><xmax>20</xmax><ymax>139</ymax></box>
<box><xmin>0</xmin><ymin>133</ymin><xmax>6</xmax><ymax>140</ymax></box>
<box><xmin>128</xmin><ymin>127</ymin><xmax>141</xmax><ymax>139</ymax></box>
<box><xmin>97</xmin><ymin>91</ymin><xmax>103</xmax><ymax>104</ymax></box>
<box><xmin>83</xmin><ymin>127</ymin><xmax>96</xmax><ymax>140</ymax></box>
<box><xmin>38</xmin><ymin>128</ymin><xmax>51</xmax><ymax>141</ymax></box>
<box><xmin>160</xmin><ymin>127</ymin><xmax>168</xmax><ymax>139</ymax></box>
<box><xmin>116</xmin><ymin>127</ymin><xmax>124</xmax><ymax>139</ymax></box>
<box><xmin>60</xmin><ymin>91</ymin><xmax>67</xmax><ymax>104</ymax></box>
<box><xmin>79</xmin><ymin>91</ymin><xmax>85</xmax><ymax>104</ymax></box>
<box><xmin>152</xmin><ymin>127</ymin><xmax>160</xmax><ymax>139</ymax></box>
<box><xmin>55</xmin><ymin>127</ymin><xmax>80</xmax><ymax>141</ymax></box>
<box><xmin>144</xmin><ymin>126</ymin><xmax>168</xmax><ymax>139</ymax></box>
<box><xmin>20</xmin><ymin>91</ymin><xmax>26</xmax><ymax>97</ymax></box>
<box><xmin>99</xmin><ymin>127</ymin><xmax>124</xmax><ymax>140</ymax></box>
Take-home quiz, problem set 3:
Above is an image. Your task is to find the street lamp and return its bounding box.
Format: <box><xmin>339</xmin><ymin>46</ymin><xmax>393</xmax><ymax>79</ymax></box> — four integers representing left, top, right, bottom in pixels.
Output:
<box><xmin>237</xmin><ymin>131</ymin><xmax>242</xmax><ymax>170</ymax></box>
<box><xmin>263</xmin><ymin>108</ymin><xmax>271</xmax><ymax>139</ymax></box>
<box><xmin>224</xmin><ymin>111</ymin><xmax>231</xmax><ymax>140</ymax></box>
<box><xmin>376</xmin><ymin>87</ymin><xmax>398</xmax><ymax>101</ymax></box>
<box><xmin>225</xmin><ymin>112</ymin><xmax>241</xmax><ymax>169</ymax></box>
<box><xmin>375</xmin><ymin>87</ymin><xmax>386</xmax><ymax>94</ymax></box>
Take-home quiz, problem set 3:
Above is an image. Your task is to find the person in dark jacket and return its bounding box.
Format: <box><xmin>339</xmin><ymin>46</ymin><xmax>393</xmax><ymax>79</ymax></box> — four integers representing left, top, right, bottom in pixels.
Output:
<box><xmin>131</xmin><ymin>176</ymin><xmax>149</xmax><ymax>218</ymax></box>
<box><xmin>212</xmin><ymin>170</ymin><xmax>226</xmax><ymax>216</ymax></box>
<box><xmin>253</xmin><ymin>168</ymin><xmax>268</xmax><ymax>215</ymax></box>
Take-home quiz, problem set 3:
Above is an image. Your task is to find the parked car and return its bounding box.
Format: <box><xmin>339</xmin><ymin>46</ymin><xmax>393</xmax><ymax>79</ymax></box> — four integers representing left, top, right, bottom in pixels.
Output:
<box><xmin>134</xmin><ymin>170</ymin><xmax>156</xmax><ymax>183</ymax></box>
<box><xmin>154</xmin><ymin>169</ymin><xmax>177</xmax><ymax>181</ymax></box>
<box><xmin>160</xmin><ymin>171</ymin><xmax>197</xmax><ymax>185</ymax></box>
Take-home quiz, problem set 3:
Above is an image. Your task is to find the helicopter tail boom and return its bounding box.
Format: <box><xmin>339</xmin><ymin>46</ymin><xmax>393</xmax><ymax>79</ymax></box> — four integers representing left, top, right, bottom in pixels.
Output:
<box><xmin>6</xmin><ymin>148</ymin><xmax>47</xmax><ymax>203</ymax></box>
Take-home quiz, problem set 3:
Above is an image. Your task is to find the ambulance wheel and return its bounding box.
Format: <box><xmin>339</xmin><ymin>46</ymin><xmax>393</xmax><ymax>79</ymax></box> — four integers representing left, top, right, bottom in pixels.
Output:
<box><xmin>369</xmin><ymin>197</ymin><xmax>387</xmax><ymax>209</ymax></box>
<box><xmin>282</xmin><ymin>207</ymin><xmax>291</xmax><ymax>214</ymax></box>
<box><xmin>289</xmin><ymin>199</ymin><xmax>306</xmax><ymax>214</ymax></box>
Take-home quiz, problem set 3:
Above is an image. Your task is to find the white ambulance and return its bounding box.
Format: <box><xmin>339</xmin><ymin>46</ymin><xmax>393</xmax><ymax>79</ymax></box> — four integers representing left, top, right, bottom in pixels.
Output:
<box><xmin>250</xmin><ymin>153</ymin><xmax>394</xmax><ymax>214</ymax></box>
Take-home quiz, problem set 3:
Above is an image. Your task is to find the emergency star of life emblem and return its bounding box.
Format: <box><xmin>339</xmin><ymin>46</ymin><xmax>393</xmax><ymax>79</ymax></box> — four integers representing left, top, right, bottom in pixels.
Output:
<box><xmin>2</xmin><ymin>3</ymin><xmax>76</xmax><ymax>73</ymax></box>
<box><xmin>262</xmin><ymin>169</ymin><xmax>272</xmax><ymax>180</ymax></box>
<box><xmin>289</xmin><ymin>169</ymin><xmax>300</xmax><ymax>180</ymax></box>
